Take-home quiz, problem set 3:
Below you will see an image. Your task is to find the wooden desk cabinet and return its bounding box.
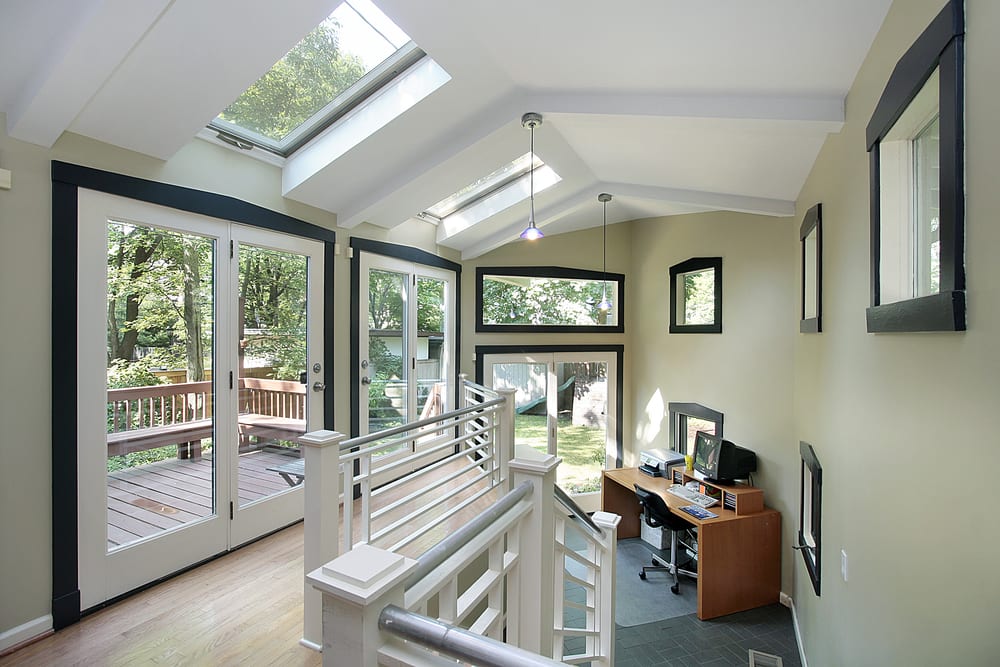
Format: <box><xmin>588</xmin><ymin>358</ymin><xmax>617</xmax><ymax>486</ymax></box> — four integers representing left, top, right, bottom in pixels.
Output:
<box><xmin>602</xmin><ymin>467</ymin><xmax>781</xmax><ymax>620</ymax></box>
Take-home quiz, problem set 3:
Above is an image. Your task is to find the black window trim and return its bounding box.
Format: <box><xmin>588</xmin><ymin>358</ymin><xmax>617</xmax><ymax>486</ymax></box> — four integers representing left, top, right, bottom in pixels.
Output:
<box><xmin>800</xmin><ymin>203</ymin><xmax>823</xmax><ymax>334</ymax></box>
<box><xmin>797</xmin><ymin>441</ymin><xmax>823</xmax><ymax>596</ymax></box>
<box><xmin>476</xmin><ymin>266</ymin><xmax>625</xmax><ymax>334</ymax></box>
<box><xmin>669</xmin><ymin>257</ymin><xmax>722</xmax><ymax>334</ymax></box>
<box><xmin>668</xmin><ymin>402</ymin><xmax>724</xmax><ymax>456</ymax></box>
<box><xmin>865</xmin><ymin>0</ymin><xmax>965</xmax><ymax>333</ymax></box>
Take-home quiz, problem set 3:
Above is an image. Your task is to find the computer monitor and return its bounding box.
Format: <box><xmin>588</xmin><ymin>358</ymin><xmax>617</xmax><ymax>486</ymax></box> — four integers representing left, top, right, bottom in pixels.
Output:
<box><xmin>693</xmin><ymin>431</ymin><xmax>757</xmax><ymax>483</ymax></box>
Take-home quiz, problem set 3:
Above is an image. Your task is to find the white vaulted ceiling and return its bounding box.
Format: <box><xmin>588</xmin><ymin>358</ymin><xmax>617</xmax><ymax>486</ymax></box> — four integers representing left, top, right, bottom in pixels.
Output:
<box><xmin>0</xmin><ymin>0</ymin><xmax>893</xmax><ymax>258</ymax></box>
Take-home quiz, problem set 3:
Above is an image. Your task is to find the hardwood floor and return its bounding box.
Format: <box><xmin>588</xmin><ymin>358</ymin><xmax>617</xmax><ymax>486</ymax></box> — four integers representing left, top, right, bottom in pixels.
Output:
<box><xmin>2</xmin><ymin>457</ymin><xmax>501</xmax><ymax>666</ymax></box>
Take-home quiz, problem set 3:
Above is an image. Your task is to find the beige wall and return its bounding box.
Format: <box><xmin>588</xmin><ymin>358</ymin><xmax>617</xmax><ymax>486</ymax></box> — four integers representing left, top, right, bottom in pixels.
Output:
<box><xmin>628</xmin><ymin>210</ymin><xmax>798</xmax><ymax>572</ymax></box>
<box><xmin>790</xmin><ymin>0</ymin><xmax>1000</xmax><ymax>664</ymax></box>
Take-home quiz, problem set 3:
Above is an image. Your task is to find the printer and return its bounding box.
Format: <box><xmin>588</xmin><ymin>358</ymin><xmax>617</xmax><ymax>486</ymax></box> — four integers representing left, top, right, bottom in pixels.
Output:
<box><xmin>638</xmin><ymin>448</ymin><xmax>686</xmax><ymax>477</ymax></box>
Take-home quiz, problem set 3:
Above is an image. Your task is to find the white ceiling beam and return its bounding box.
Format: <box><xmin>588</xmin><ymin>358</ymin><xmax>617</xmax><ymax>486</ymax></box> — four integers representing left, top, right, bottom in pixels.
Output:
<box><xmin>526</xmin><ymin>90</ymin><xmax>844</xmax><ymax>132</ymax></box>
<box><xmin>6</xmin><ymin>0</ymin><xmax>169</xmax><ymax>147</ymax></box>
<box><xmin>601</xmin><ymin>182</ymin><xmax>795</xmax><ymax>217</ymax></box>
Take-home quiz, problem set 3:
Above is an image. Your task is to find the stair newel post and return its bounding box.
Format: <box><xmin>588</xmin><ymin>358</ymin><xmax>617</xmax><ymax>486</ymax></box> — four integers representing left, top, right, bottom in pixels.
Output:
<box><xmin>299</xmin><ymin>429</ymin><xmax>346</xmax><ymax>651</ymax></box>
<box><xmin>497</xmin><ymin>387</ymin><xmax>517</xmax><ymax>488</ymax></box>
<box><xmin>592</xmin><ymin>510</ymin><xmax>622</xmax><ymax>666</ymax></box>
<box><xmin>509</xmin><ymin>447</ymin><xmax>560</xmax><ymax>657</ymax></box>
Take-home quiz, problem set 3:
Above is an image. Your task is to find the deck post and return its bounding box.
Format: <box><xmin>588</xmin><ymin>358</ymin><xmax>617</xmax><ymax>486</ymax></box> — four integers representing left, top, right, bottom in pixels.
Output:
<box><xmin>299</xmin><ymin>429</ymin><xmax>346</xmax><ymax>651</ymax></box>
<box><xmin>307</xmin><ymin>544</ymin><xmax>418</xmax><ymax>666</ymax></box>
<box><xmin>496</xmin><ymin>387</ymin><xmax>516</xmax><ymax>488</ymax></box>
<box><xmin>509</xmin><ymin>447</ymin><xmax>560</xmax><ymax>657</ymax></box>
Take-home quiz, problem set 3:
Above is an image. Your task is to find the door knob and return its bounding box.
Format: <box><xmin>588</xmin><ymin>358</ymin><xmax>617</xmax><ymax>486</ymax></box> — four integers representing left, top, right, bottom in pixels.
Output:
<box><xmin>361</xmin><ymin>376</ymin><xmax>372</xmax><ymax>385</ymax></box>
<box><xmin>312</xmin><ymin>382</ymin><xmax>326</xmax><ymax>392</ymax></box>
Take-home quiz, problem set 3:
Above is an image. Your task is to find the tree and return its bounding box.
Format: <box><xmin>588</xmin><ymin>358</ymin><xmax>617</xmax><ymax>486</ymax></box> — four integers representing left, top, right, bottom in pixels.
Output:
<box><xmin>481</xmin><ymin>277</ymin><xmax>607</xmax><ymax>326</ymax></box>
<box><xmin>218</xmin><ymin>20</ymin><xmax>367</xmax><ymax>142</ymax></box>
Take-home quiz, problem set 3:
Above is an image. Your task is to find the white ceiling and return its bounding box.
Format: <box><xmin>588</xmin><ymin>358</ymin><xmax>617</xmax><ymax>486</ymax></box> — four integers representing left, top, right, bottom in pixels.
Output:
<box><xmin>0</xmin><ymin>0</ymin><xmax>893</xmax><ymax>258</ymax></box>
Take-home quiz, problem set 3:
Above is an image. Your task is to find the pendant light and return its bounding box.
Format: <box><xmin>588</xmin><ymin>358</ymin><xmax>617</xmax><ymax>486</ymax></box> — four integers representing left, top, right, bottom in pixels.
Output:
<box><xmin>597</xmin><ymin>193</ymin><xmax>613</xmax><ymax>312</ymax></box>
<box><xmin>519</xmin><ymin>112</ymin><xmax>544</xmax><ymax>240</ymax></box>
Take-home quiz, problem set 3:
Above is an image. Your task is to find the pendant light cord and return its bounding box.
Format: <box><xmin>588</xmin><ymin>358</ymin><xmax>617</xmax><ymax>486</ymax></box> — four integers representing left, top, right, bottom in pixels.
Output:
<box><xmin>529</xmin><ymin>123</ymin><xmax>535</xmax><ymax>225</ymax></box>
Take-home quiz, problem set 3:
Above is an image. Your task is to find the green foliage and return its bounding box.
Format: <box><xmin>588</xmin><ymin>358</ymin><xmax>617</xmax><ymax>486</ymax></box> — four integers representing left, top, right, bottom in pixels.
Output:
<box><xmin>481</xmin><ymin>276</ymin><xmax>609</xmax><ymax>326</ymax></box>
<box><xmin>683</xmin><ymin>268</ymin><xmax>716</xmax><ymax>324</ymax></box>
<box><xmin>218</xmin><ymin>21</ymin><xmax>367</xmax><ymax>142</ymax></box>
<box><xmin>516</xmin><ymin>415</ymin><xmax>605</xmax><ymax>494</ymax></box>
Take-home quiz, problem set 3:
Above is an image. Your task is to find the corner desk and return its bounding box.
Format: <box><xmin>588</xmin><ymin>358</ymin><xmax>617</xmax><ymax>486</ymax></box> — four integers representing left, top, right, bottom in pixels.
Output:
<box><xmin>602</xmin><ymin>467</ymin><xmax>781</xmax><ymax>620</ymax></box>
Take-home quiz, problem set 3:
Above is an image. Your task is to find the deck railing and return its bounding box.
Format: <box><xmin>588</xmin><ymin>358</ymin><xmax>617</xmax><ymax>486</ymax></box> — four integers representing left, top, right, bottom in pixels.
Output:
<box><xmin>300</xmin><ymin>377</ymin><xmax>620</xmax><ymax>665</ymax></box>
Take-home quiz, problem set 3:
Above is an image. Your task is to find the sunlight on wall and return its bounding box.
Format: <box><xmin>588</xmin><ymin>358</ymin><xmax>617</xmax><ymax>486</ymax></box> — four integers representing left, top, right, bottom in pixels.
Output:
<box><xmin>635</xmin><ymin>388</ymin><xmax>665</xmax><ymax>446</ymax></box>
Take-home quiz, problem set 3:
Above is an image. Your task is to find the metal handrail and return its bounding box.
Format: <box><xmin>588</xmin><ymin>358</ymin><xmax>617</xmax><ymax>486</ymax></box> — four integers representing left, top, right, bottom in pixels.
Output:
<box><xmin>340</xmin><ymin>395</ymin><xmax>505</xmax><ymax>452</ymax></box>
<box><xmin>404</xmin><ymin>480</ymin><xmax>533</xmax><ymax>590</ymax></box>
<box><xmin>553</xmin><ymin>484</ymin><xmax>604</xmax><ymax>539</ymax></box>
<box><xmin>379</xmin><ymin>605</ymin><xmax>565</xmax><ymax>667</ymax></box>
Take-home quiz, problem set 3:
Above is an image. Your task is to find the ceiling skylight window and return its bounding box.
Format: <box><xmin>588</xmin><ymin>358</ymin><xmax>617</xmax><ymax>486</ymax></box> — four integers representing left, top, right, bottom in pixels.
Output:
<box><xmin>210</xmin><ymin>0</ymin><xmax>423</xmax><ymax>156</ymax></box>
<box><xmin>422</xmin><ymin>153</ymin><xmax>544</xmax><ymax>222</ymax></box>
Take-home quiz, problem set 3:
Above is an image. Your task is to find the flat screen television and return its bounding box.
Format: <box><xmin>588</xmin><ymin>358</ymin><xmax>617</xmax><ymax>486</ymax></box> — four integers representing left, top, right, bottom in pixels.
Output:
<box><xmin>693</xmin><ymin>431</ymin><xmax>757</xmax><ymax>483</ymax></box>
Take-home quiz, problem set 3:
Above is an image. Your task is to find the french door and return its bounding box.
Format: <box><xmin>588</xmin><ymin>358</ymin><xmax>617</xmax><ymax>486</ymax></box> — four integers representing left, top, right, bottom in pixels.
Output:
<box><xmin>77</xmin><ymin>190</ymin><xmax>324</xmax><ymax>608</ymax></box>
<box><xmin>482</xmin><ymin>350</ymin><xmax>619</xmax><ymax>512</ymax></box>
<box><xmin>357</xmin><ymin>252</ymin><xmax>455</xmax><ymax>467</ymax></box>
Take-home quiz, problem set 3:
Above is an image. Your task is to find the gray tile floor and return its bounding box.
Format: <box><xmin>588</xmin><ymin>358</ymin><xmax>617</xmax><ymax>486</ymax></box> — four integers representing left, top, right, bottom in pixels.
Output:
<box><xmin>615</xmin><ymin>604</ymin><xmax>802</xmax><ymax>667</ymax></box>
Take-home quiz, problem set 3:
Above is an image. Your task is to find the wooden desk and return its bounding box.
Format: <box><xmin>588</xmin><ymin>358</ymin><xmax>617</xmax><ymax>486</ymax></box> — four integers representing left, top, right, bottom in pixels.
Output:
<box><xmin>602</xmin><ymin>467</ymin><xmax>781</xmax><ymax>620</ymax></box>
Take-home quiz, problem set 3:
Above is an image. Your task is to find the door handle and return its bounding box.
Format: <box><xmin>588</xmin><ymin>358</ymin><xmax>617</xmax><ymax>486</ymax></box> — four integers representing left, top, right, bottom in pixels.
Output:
<box><xmin>312</xmin><ymin>382</ymin><xmax>326</xmax><ymax>392</ymax></box>
<box><xmin>361</xmin><ymin>376</ymin><xmax>372</xmax><ymax>385</ymax></box>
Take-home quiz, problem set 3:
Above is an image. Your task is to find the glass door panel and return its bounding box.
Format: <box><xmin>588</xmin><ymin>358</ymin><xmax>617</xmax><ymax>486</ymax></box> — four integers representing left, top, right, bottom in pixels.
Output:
<box><xmin>553</xmin><ymin>361</ymin><xmax>608</xmax><ymax>494</ymax></box>
<box><xmin>489</xmin><ymin>362</ymin><xmax>549</xmax><ymax>456</ymax></box>
<box><xmin>367</xmin><ymin>268</ymin><xmax>408</xmax><ymax>459</ymax></box>
<box><xmin>416</xmin><ymin>276</ymin><xmax>447</xmax><ymax>423</ymax></box>
<box><xmin>236</xmin><ymin>243</ymin><xmax>309</xmax><ymax>508</ymax></box>
<box><xmin>105</xmin><ymin>222</ymin><xmax>216</xmax><ymax>551</ymax></box>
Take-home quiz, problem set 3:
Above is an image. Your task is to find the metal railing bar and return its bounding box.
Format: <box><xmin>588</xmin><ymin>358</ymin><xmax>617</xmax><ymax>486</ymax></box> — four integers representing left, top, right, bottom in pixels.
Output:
<box><xmin>371</xmin><ymin>454</ymin><xmax>492</xmax><ymax>520</ymax></box>
<box><xmin>372</xmin><ymin>471</ymin><xmax>493</xmax><ymax>545</ymax></box>
<box><xmin>387</xmin><ymin>483</ymin><xmax>497</xmax><ymax>553</ymax></box>
<box><xmin>554</xmin><ymin>484</ymin><xmax>603</xmax><ymax>538</ymax></box>
<box><xmin>379</xmin><ymin>605</ymin><xmax>565</xmax><ymax>667</ymax></box>
<box><xmin>404</xmin><ymin>481</ymin><xmax>533</xmax><ymax>589</ymax></box>
<box><xmin>365</xmin><ymin>430</ymin><xmax>491</xmax><ymax>482</ymax></box>
<box><xmin>340</xmin><ymin>397</ymin><xmax>504</xmax><ymax>451</ymax></box>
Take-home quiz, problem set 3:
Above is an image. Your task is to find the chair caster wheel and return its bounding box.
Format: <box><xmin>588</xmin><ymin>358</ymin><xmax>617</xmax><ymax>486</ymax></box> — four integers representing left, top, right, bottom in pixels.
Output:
<box><xmin>639</xmin><ymin>571</ymin><xmax>647</xmax><ymax>580</ymax></box>
<box><xmin>651</xmin><ymin>559</ymin><xmax>658</xmax><ymax>566</ymax></box>
<box><xmin>670</xmin><ymin>583</ymin><xmax>680</xmax><ymax>595</ymax></box>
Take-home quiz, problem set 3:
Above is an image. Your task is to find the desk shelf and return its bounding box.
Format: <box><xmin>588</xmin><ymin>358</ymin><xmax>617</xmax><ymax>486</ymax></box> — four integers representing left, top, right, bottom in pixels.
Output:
<box><xmin>669</xmin><ymin>468</ymin><xmax>764</xmax><ymax>516</ymax></box>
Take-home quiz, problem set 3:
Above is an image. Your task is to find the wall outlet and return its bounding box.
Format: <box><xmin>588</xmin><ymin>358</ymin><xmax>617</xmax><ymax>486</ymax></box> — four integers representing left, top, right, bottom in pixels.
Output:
<box><xmin>841</xmin><ymin>549</ymin><xmax>848</xmax><ymax>582</ymax></box>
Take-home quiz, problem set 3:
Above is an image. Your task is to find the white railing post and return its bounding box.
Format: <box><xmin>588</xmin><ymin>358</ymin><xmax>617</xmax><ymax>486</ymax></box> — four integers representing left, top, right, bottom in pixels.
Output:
<box><xmin>509</xmin><ymin>446</ymin><xmax>560</xmax><ymax>657</ymax></box>
<box><xmin>592</xmin><ymin>511</ymin><xmax>622</xmax><ymax>667</ymax></box>
<box><xmin>307</xmin><ymin>544</ymin><xmax>418</xmax><ymax>666</ymax></box>
<box><xmin>300</xmin><ymin>429</ymin><xmax>346</xmax><ymax>651</ymax></box>
<box><xmin>497</xmin><ymin>387</ymin><xmax>516</xmax><ymax>488</ymax></box>
<box><xmin>458</xmin><ymin>373</ymin><xmax>470</xmax><ymax>409</ymax></box>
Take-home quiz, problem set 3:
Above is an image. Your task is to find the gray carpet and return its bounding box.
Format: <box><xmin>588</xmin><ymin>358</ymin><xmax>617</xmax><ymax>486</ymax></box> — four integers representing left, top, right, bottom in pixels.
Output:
<box><xmin>615</xmin><ymin>537</ymin><xmax>697</xmax><ymax>627</ymax></box>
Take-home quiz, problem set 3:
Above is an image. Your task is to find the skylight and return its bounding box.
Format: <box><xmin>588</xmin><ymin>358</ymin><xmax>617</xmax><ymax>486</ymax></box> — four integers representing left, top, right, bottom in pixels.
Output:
<box><xmin>211</xmin><ymin>0</ymin><xmax>423</xmax><ymax>156</ymax></box>
<box><xmin>422</xmin><ymin>153</ymin><xmax>544</xmax><ymax>222</ymax></box>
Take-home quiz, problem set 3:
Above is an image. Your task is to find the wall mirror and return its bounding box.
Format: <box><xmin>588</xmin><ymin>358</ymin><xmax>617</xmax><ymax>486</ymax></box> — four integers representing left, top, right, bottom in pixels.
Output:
<box><xmin>800</xmin><ymin>203</ymin><xmax>822</xmax><ymax>333</ymax></box>
<box><xmin>865</xmin><ymin>0</ymin><xmax>964</xmax><ymax>332</ymax></box>
<box><xmin>669</xmin><ymin>257</ymin><xmax>722</xmax><ymax>334</ymax></box>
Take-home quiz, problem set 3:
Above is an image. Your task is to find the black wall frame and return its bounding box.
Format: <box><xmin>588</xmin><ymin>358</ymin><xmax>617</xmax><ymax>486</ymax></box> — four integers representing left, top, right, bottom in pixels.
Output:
<box><xmin>475</xmin><ymin>266</ymin><xmax>625</xmax><ymax>334</ymax></box>
<box><xmin>669</xmin><ymin>257</ymin><xmax>723</xmax><ymax>334</ymax></box>
<box><xmin>474</xmin><ymin>344</ymin><xmax>624</xmax><ymax>469</ymax></box>
<box><xmin>667</xmin><ymin>402</ymin><xmax>724</xmax><ymax>455</ymax></box>
<box><xmin>796</xmin><ymin>441</ymin><xmax>823</xmax><ymax>596</ymax></box>
<box><xmin>800</xmin><ymin>203</ymin><xmax>823</xmax><ymax>333</ymax></box>
<box><xmin>50</xmin><ymin>161</ymin><xmax>336</xmax><ymax>629</ymax></box>
<box><xmin>865</xmin><ymin>0</ymin><xmax>965</xmax><ymax>332</ymax></box>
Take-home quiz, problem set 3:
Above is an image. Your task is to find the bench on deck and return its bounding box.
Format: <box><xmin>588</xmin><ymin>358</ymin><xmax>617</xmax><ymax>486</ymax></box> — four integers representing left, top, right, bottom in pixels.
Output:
<box><xmin>266</xmin><ymin>458</ymin><xmax>305</xmax><ymax>487</ymax></box>
<box><xmin>107</xmin><ymin>378</ymin><xmax>307</xmax><ymax>461</ymax></box>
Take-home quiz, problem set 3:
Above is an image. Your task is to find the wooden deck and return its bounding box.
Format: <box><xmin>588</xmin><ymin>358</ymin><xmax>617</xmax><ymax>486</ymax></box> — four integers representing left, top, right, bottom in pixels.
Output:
<box><xmin>107</xmin><ymin>448</ymin><xmax>301</xmax><ymax>549</ymax></box>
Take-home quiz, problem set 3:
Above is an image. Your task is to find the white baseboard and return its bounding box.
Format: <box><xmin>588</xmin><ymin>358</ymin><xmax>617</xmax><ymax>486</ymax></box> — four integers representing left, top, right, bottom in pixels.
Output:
<box><xmin>0</xmin><ymin>615</ymin><xmax>52</xmax><ymax>654</ymax></box>
<box><xmin>786</xmin><ymin>596</ymin><xmax>808</xmax><ymax>667</ymax></box>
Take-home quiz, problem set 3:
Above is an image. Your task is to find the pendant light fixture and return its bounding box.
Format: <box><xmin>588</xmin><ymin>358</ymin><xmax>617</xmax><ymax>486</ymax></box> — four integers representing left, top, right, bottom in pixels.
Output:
<box><xmin>519</xmin><ymin>112</ymin><xmax>544</xmax><ymax>240</ymax></box>
<box><xmin>597</xmin><ymin>193</ymin><xmax>613</xmax><ymax>312</ymax></box>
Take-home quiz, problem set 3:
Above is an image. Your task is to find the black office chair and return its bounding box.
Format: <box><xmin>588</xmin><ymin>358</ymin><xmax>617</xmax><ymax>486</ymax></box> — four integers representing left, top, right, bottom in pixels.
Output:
<box><xmin>634</xmin><ymin>484</ymin><xmax>698</xmax><ymax>595</ymax></box>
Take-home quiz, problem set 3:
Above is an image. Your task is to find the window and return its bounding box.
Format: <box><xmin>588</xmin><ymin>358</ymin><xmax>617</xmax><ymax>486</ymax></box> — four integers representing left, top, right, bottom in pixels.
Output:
<box><xmin>797</xmin><ymin>441</ymin><xmax>823</xmax><ymax>596</ymax></box>
<box><xmin>866</xmin><ymin>0</ymin><xmax>964</xmax><ymax>332</ymax></box>
<box><xmin>669</xmin><ymin>257</ymin><xmax>722</xmax><ymax>334</ymax></box>
<box><xmin>800</xmin><ymin>203</ymin><xmax>822</xmax><ymax>333</ymax></box>
<box><xmin>476</xmin><ymin>267</ymin><xmax>625</xmax><ymax>333</ymax></box>
<box><xmin>210</xmin><ymin>0</ymin><xmax>424</xmax><ymax>156</ymax></box>
<box><xmin>420</xmin><ymin>153</ymin><xmax>542</xmax><ymax>222</ymax></box>
<box><xmin>668</xmin><ymin>402</ymin><xmax>723</xmax><ymax>456</ymax></box>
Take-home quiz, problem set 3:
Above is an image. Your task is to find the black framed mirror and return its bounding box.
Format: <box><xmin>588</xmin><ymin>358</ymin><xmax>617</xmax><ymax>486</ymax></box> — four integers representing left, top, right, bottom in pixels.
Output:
<box><xmin>669</xmin><ymin>257</ymin><xmax>722</xmax><ymax>334</ymax></box>
<box><xmin>800</xmin><ymin>203</ymin><xmax>822</xmax><ymax>333</ymax></box>
<box><xmin>865</xmin><ymin>0</ymin><xmax>964</xmax><ymax>332</ymax></box>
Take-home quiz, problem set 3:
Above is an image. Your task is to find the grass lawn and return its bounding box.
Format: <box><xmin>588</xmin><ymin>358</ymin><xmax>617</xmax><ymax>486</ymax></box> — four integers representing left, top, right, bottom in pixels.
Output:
<box><xmin>515</xmin><ymin>414</ymin><xmax>605</xmax><ymax>493</ymax></box>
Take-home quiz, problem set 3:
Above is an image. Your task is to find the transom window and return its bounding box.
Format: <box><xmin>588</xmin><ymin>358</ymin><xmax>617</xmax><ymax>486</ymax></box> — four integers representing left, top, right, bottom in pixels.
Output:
<box><xmin>210</xmin><ymin>0</ymin><xmax>423</xmax><ymax>156</ymax></box>
<box><xmin>476</xmin><ymin>267</ymin><xmax>624</xmax><ymax>333</ymax></box>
